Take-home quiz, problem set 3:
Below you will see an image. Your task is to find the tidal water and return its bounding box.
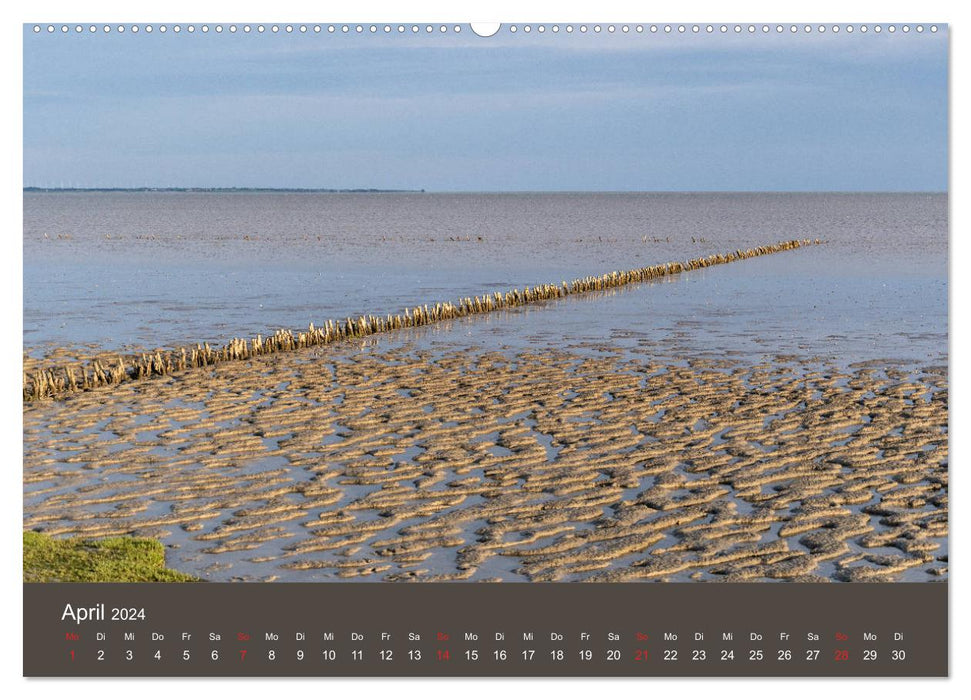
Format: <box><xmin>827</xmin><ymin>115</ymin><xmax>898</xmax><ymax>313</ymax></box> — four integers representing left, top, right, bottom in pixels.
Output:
<box><xmin>23</xmin><ymin>192</ymin><xmax>948</xmax><ymax>367</ymax></box>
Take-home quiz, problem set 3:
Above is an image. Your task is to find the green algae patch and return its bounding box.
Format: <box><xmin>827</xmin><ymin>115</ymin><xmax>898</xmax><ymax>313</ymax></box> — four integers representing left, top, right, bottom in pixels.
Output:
<box><xmin>23</xmin><ymin>531</ymin><xmax>197</xmax><ymax>582</ymax></box>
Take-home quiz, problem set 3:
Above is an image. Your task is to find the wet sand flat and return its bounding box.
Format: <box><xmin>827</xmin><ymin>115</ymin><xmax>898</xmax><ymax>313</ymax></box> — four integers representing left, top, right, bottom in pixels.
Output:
<box><xmin>22</xmin><ymin>343</ymin><xmax>948</xmax><ymax>583</ymax></box>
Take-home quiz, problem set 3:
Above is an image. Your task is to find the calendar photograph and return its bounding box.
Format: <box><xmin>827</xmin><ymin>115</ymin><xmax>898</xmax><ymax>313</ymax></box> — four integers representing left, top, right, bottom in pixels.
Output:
<box><xmin>23</xmin><ymin>22</ymin><xmax>948</xmax><ymax>590</ymax></box>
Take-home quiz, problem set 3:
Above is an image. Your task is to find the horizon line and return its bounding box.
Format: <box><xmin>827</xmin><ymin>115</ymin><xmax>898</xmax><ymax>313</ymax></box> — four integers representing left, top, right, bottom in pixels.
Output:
<box><xmin>23</xmin><ymin>187</ymin><xmax>948</xmax><ymax>195</ymax></box>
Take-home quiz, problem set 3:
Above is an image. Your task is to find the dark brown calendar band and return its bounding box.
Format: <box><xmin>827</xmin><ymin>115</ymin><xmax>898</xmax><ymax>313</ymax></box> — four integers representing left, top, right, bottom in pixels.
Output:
<box><xmin>24</xmin><ymin>582</ymin><xmax>947</xmax><ymax>677</ymax></box>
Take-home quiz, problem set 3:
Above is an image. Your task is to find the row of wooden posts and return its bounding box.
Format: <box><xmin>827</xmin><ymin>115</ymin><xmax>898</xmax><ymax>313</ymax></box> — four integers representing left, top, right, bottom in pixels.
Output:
<box><xmin>23</xmin><ymin>239</ymin><xmax>821</xmax><ymax>401</ymax></box>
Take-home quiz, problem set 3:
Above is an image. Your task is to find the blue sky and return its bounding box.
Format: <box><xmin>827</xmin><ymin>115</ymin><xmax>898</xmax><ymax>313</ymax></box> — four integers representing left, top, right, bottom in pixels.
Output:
<box><xmin>22</xmin><ymin>26</ymin><xmax>948</xmax><ymax>191</ymax></box>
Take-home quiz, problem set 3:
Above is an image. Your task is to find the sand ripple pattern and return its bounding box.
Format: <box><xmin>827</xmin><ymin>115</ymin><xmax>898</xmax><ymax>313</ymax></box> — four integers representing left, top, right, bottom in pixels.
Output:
<box><xmin>23</xmin><ymin>347</ymin><xmax>947</xmax><ymax>582</ymax></box>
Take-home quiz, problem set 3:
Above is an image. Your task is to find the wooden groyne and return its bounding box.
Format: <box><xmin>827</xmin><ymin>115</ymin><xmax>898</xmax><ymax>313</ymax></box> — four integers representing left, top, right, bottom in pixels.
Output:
<box><xmin>23</xmin><ymin>239</ymin><xmax>821</xmax><ymax>401</ymax></box>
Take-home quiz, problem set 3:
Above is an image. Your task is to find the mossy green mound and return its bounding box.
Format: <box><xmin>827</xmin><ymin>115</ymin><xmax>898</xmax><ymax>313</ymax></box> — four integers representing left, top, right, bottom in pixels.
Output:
<box><xmin>23</xmin><ymin>531</ymin><xmax>198</xmax><ymax>582</ymax></box>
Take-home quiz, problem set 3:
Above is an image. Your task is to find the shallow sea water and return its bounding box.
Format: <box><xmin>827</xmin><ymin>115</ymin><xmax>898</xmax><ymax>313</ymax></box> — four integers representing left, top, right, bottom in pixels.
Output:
<box><xmin>24</xmin><ymin>192</ymin><xmax>947</xmax><ymax>367</ymax></box>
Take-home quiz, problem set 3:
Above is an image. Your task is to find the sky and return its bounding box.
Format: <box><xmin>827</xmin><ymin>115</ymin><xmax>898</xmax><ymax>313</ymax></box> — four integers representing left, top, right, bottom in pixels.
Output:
<box><xmin>22</xmin><ymin>24</ymin><xmax>948</xmax><ymax>191</ymax></box>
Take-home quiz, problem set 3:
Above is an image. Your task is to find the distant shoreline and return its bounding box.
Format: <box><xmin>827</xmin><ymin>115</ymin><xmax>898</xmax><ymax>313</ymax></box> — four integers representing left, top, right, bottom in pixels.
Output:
<box><xmin>23</xmin><ymin>188</ymin><xmax>945</xmax><ymax>195</ymax></box>
<box><xmin>23</xmin><ymin>187</ymin><xmax>425</xmax><ymax>194</ymax></box>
